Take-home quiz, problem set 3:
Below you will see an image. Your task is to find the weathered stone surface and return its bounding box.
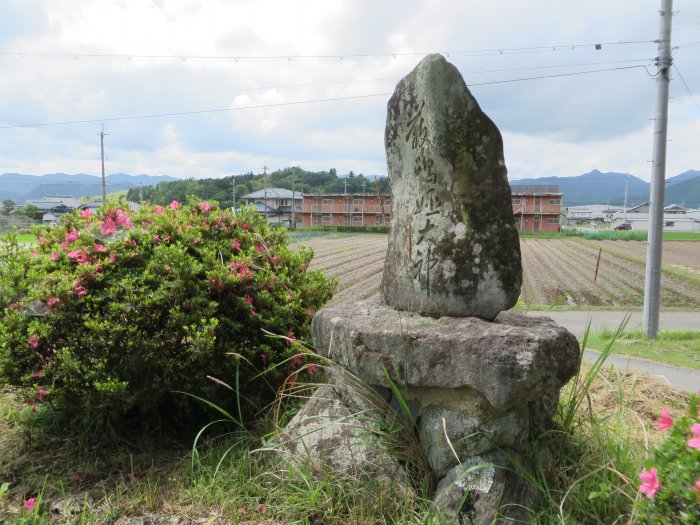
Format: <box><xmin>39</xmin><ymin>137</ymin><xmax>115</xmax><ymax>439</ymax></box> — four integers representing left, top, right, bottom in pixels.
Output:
<box><xmin>381</xmin><ymin>53</ymin><xmax>521</xmax><ymax>320</ymax></box>
<box><xmin>312</xmin><ymin>300</ymin><xmax>580</xmax><ymax>411</ymax></box>
<box><xmin>277</xmin><ymin>385</ymin><xmax>406</xmax><ymax>485</ymax></box>
<box><xmin>433</xmin><ymin>451</ymin><xmax>537</xmax><ymax>524</ymax></box>
<box><xmin>419</xmin><ymin>405</ymin><xmax>529</xmax><ymax>478</ymax></box>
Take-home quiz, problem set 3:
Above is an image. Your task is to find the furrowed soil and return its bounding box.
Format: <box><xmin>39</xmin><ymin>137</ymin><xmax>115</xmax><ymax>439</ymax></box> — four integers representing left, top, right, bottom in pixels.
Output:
<box><xmin>294</xmin><ymin>234</ymin><xmax>700</xmax><ymax>307</ymax></box>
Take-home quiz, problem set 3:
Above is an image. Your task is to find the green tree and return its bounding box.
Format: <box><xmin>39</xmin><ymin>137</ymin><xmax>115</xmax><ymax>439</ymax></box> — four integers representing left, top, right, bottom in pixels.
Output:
<box><xmin>1</xmin><ymin>199</ymin><xmax>15</xmax><ymax>215</ymax></box>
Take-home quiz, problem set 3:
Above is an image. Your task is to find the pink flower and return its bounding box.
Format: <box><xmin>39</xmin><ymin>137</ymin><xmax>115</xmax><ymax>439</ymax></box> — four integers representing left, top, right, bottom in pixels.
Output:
<box><xmin>639</xmin><ymin>468</ymin><xmax>661</xmax><ymax>499</ymax></box>
<box><xmin>37</xmin><ymin>387</ymin><xmax>46</xmax><ymax>402</ymax></box>
<box><xmin>81</xmin><ymin>209</ymin><xmax>92</xmax><ymax>217</ymax></box>
<box><xmin>244</xmin><ymin>294</ymin><xmax>254</xmax><ymax>306</ymax></box>
<box><xmin>287</xmin><ymin>329</ymin><xmax>297</xmax><ymax>342</ymax></box>
<box><xmin>74</xmin><ymin>285</ymin><xmax>88</xmax><ymax>297</ymax></box>
<box><xmin>46</xmin><ymin>296</ymin><xmax>60</xmax><ymax>307</ymax></box>
<box><xmin>37</xmin><ymin>236</ymin><xmax>47</xmax><ymax>244</ymax></box>
<box><xmin>693</xmin><ymin>479</ymin><xmax>700</xmax><ymax>495</ymax></box>
<box><xmin>232</xmin><ymin>238</ymin><xmax>241</xmax><ymax>251</ymax></box>
<box><xmin>307</xmin><ymin>363</ymin><xmax>318</xmax><ymax>374</ymax></box>
<box><xmin>154</xmin><ymin>205</ymin><xmax>164</xmax><ymax>215</ymax></box>
<box><xmin>64</xmin><ymin>228</ymin><xmax>79</xmax><ymax>242</ymax></box>
<box><xmin>154</xmin><ymin>234</ymin><xmax>161</xmax><ymax>242</ymax></box>
<box><xmin>94</xmin><ymin>242</ymin><xmax>108</xmax><ymax>252</ymax></box>
<box><xmin>10</xmin><ymin>302</ymin><xmax>20</xmax><ymax>308</ymax></box>
<box><xmin>100</xmin><ymin>218</ymin><xmax>117</xmax><ymax>235</ymax></box>
<box><xmin>67</xmin><ymin>250</ymin><xmax>89</xmax><ymax>264</ymax></box>
<box><xmin>257</xmin><ymin>504</ymin><xmax>265</xmax><ymax>512</ymax></box>
<box><xmin>198</xmin><ymin>201</ymin><xmax>212</xmax><ymax>212</ymax></box>
<box><xmin>242</xmin><ymin>223</ymin><xmax>249</xmax><ymax>231</ymax></box>
<box><xmin>169</xmin><ymin>200</ymin><xmax>179</xmax><ymax>210</ymax></box>
<box><xmin>23</xmin><ymin>497</ymin><xmax>37</xmax><ymax>511</ymax></box>
<box><xmin>49</xmin><ymin>251</ymin><xmax>59</xmax><ymax>261</ymax></box>
<box><xmin>60</xmin><ymin>241</ymin><xmax>71</xmax><ymax>249</ymax></box>
<box><xmin>255</xmin><ymin>244</ymin><xmax>265</xmax><ymax>254</ymax></box>
<box><xmin>115</xmin><ymin>209</ymin><xmax>133</xmax><ymax>228</ymax></box>
<box><xmin>109</xmin><ymin>252</ymin><xmax>117</xmax><ymax>264</ymax></box>
<box><xmin>32</xmin><ymin>369</ymin><xmax>43</xmax><ymax>378</ymax></box>
<box><xmin>656</xmin><ymin>408</ymin><xmax>673</xmax><ymax>431</ymax></box>
<box><xmin>30</xmin><ymin>251</ymin><xmax>39</xmax><ymax>258</ymax></box>
<box><xmin>28</xmin><ymin>337</ymin><xmax>39</xmax><ymax>348</ymax></box>
<box><xmin>688</xmin><ymin>423</ymin><xmax>700</xmax><ymax>450</ymax></box>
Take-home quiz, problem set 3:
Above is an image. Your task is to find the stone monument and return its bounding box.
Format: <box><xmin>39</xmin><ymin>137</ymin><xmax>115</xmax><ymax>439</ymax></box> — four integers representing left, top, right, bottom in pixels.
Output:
<box><xmin>279</xmin><ymin>54</ymin><xmax>580</xmax><ymax>524</ymax></box>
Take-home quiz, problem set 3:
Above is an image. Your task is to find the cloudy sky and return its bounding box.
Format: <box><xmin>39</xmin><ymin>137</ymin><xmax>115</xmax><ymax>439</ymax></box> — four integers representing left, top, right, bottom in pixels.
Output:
<box><xmin>0</xmin><ymin>0</ymin><xmax>698</xmax><ymax>182</ymax></box>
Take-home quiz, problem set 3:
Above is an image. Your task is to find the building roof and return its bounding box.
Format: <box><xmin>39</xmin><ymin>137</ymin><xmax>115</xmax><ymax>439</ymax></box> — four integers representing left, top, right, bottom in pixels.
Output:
<box><xmin>510</xmin><ymin>184</ymin><xmax>561</xmax><ymax>195</ymax></box>
<box><xmin>242</xmin><ymin>188</ymin><xmax>302</xmax><ymax>200</ymax></box>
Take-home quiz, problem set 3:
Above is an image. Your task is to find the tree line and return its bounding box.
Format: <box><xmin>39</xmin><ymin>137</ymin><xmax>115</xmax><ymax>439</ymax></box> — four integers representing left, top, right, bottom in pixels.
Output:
<box><xmin>125</xmin><ymin>167</ymin><xmax>391</xmax><ymax>208</ymax></box>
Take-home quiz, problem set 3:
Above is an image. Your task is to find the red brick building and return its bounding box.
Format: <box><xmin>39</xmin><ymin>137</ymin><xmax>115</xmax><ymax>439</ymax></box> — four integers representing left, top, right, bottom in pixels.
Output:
<box><xmin>510</xmin><ymin>185</ymin><xmax>563</xmax><ymax>232</ymax></box>
<box><xmin>301</xmin><ymin>194</ymin><xmax>391</xmax><ymax>227</ymax></box>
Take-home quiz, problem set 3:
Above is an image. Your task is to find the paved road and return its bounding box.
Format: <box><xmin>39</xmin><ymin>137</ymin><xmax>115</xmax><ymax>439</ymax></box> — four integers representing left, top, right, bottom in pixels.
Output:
<box><xmin>527</xmin><ymin>310</ymin><xmax>700</xmax><ymax>393</ymax></box>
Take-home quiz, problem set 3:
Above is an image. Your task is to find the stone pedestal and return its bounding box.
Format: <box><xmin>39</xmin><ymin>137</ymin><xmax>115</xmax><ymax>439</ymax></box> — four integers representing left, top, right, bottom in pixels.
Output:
<box><xmin>308</xmin><ymin>300</ymin><xmax>579</xmax><ymax>522</ymax></box>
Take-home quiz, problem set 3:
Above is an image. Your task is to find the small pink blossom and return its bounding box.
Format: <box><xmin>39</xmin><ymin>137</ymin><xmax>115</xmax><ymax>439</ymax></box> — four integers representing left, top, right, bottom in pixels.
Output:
<box><xmin>81</xmin><ymin>209</ymin><xmax>92</xmax><ymax>217</ymax></box>
<box><xmin>639</xmin><ymin>468</ymin><xmax>661</xmax><ymax>499</ymax></box>
<box><xmin>287</xmin><ymin>329</ymin><xmax>297</xmax><ymax>342</ymax></box>
<box><xmin>30</xmin><ymin>251</ymin><xmax>39</xmax><ymax>258</ymax></box>
<box><xmin>154</xmin><ymin>205</ymin><xmax>164</xmax><ymax>215</ymax></box>
<box><xmin>306</xmin><ymin>307</ymin><xmax>315</xmax><ymax>317</ymax></box>
<box><xmin>257</xmin><ymin>504</ymin><xmax>265</xmax><ymax>512</ymax></box>
<box><xmin>198</xmin><ymin>200</ymin><xmax>212</xmax><ymax>212</ymax></box>
<box><xmin>242</xmin><ymin>223</ymin><xmax>249</xmax><ymax>231</ymax></box>
<box><xmin>100</xmin><ymin>218</ymin><xmax>117</xmax><ymax>235</ymax></box>
<box><xmin>67</xmin><ymin>250</ymin><xmax>89</xmax><ymax>264</ymax></box>
<box><xmin>154</xmin><ymin>234</ymin><xmax>161</xmax><ymax>242</ymax></box>
<box><xmin>115</xmin><ymin>209</ymin><xmax>133</xmax><ymax>228</ymax></box>
<box><xmin>10</xmin><ymin>302</ymin><xmax>20</xmax><ymax>308</ymax></box>
<box><xmin>60</xmin><ymin>241</ymin><xmax>71</xmax><ymax>249</ymax></box>
<box><xmin>75</xmin><ymin>285</ymin><xmax>88</xmax><ymax>297</ymax></box>
<box><xmin>307</xmin><ymin>363</ymin><xmax>318</xmax><ymax>374</ymax></box>
<box><xmin>46</xmin><ymin>296</ymin><xmax>60</xmax><ymax>307</ymax></box>
<box><xmin>28</xmin><ymin>337</ymin><xmax>39</xmax><ymax>348</ymax></box>
<box><xmin>37</xmin><ymin>387</ymin><xmax>46</xmax><ymax>402</ymax></box>
<box><xmin>94</xmin><ymin>242</ymin><xmax>108</xmax><ymax>252</ymax></box>
<box><xmin>688</xmin><ymin>423</ymin><xmax>700</xmax><ymax>450</ymax></box>
<box><xmin>32</xmin><ymin>369</ymin><xmax>43</xmax><ymax>378</ymax></box>
<box><xmin>109</xmin><ymin>252</ymin><xmax>117</xmax><ymax>264</ymax></box>
<box><xmin>656</xmin><ymin>408</ymin><xmax>673</xmax><ymax>431</ymax></box>
<box><xmin>693</xmin><ymin>479</ymin><xmax>700</xmax><ymax>495</ymax></box>
<box><xmin>64</xmin><ymin>228</ymin><xmax>79</xmax><ymax>242</ymax></box>
<box><xmin>49</xmin><ymin>251</ymin><xmax>59</xmax><ymax>261</ymax></box>
<box><xmin>37</xmin><ymin>236</ymin><xmax>47</xmax><ymax>244</ymax></box>
<box><xmin>232</xmin><ymin>238</ymin><xmax>241</xmax><ymax>251</ymax></box>
<box><xmin>255</xmin><ymin>244</ymin><xmax>265</xmax><ymax>254</ymax></box>
<box><xmin>23</xmin><ymin>497</ymin><xmax>37</xmax><ymax>511</ymax></box>
<box><xmin>244</xmin><ymin>294</ymin><xmax>254</xmax><ymax>305</ymax></box>
<box><xmin>169</xmin><ymin>200</ymin><xmax>179</xmax><ymax>210</ymax></box>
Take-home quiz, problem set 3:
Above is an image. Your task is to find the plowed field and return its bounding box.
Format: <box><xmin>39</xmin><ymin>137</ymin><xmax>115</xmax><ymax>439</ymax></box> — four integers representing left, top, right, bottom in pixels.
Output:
<box><xmin>294</xmin><ymin>234</ymin><xmax>700</xmax><ymax>307</ymax></box>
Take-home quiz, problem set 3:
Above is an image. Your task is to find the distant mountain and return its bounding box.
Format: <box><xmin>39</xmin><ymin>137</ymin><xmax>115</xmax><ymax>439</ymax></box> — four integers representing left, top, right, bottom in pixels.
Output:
<box><xmin>628</xmin><ymin>174</ymin><xmax>700</xmax><ymax>209</ymax></box>
<box><xmin>510</xmin><ymin>170</ymin><xmax>649</xmax><ymax>207</ymax></box>
<box><xmin>667</xmin><ymin>169</ymin><xmax>700</xmax><ymax>185</ymax></box>
<box><xmin>0</xmin><ymin>173</ymin><xmax>178</xmax><ymax>202</ymax></box>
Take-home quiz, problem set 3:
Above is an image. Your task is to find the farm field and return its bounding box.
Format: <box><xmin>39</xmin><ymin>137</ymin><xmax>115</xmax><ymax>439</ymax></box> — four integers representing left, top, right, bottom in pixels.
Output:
<box><xmin>294</xmin><ymin>234</ymin><xmax>700</xmax><ymax>308</ymax></box>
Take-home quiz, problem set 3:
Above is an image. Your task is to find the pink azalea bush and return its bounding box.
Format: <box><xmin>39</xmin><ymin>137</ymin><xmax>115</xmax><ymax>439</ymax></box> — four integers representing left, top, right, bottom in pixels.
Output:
<box><xmin>0</xmin><ymin>199</ymin><xmax>336</xmax><ymax>429</ymax></box>
<box><xmin>636</xmin><ymin>393</ymin><xmax>700</xmax><ymax>524</ymax></box>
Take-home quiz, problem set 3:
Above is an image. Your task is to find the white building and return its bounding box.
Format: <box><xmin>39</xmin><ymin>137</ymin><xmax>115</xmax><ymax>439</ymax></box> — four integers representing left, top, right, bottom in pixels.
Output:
<box><xmin>240</xmin><ymin>188</ymin><xmax>303</xmax><ymax>227</ymax></box>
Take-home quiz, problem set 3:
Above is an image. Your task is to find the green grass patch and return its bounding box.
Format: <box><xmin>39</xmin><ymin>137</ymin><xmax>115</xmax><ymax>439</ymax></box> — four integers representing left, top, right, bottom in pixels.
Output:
<box><xmin>518</xmin><ymin>230</ymin><xmax>582</xmax><ymax>239</ymax></box>
<box><xmin>0</xmin><ymin>233</ymin><xmax>35</xmax><ymax>244</ymax></box>
<box><xmin>587</xmin><ymin>328</ymin><xmax>700</xmax><ymax>369</ymax></box>
<box><xmin>581</xmin><ymin>230</ymin><xmax>700</xmax><ymax>241</ymax></box>
<box><xmin>663</xmin><ymin>231</ymin><xmax>700</xmax><ymax>241</ymax></box>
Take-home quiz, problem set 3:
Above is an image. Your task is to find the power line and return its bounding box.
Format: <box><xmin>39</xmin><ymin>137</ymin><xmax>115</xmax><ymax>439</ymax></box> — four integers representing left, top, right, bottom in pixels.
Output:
<box><xmin>0</xmin><ymin>39</ymin><xmax>656</xmax><ymax>63</ymax></box>
<box><xmin>0</xmin><ymin>64</ymin><xmax>650</xmax><ymax>130</ymax></box>
<box><xmin>673</xmin><ymin>64</ymin><xmax>699</xmax><ymax>110</ymax></box>
<box><xmin>0</xmin><ymin>58</ymin><xmax>653</xmax><ymax>109</ymax></box>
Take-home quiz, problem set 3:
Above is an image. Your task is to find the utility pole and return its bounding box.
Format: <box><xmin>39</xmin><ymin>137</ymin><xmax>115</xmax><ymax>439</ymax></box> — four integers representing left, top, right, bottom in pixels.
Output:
<box><xmin>643</xmin><ymin>0</ymin><xmax>673</xmax><ymax>338</ymax></box>
<box><xmin>99</xmin><ymin>124</ymin><xmax>109</xmax><ymax>203</ymax></box>
<box><xmin>623</xmin><ymin>175</ymin><xmax>629</xmax><ymax>223</ymax></box>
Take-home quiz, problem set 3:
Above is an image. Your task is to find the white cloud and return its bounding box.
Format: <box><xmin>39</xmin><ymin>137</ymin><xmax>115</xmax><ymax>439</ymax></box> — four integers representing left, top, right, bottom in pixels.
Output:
<box><xmin>0</xmin><ymin>0</ymin><xmax>699</xmax><ymax>181</ymax></box>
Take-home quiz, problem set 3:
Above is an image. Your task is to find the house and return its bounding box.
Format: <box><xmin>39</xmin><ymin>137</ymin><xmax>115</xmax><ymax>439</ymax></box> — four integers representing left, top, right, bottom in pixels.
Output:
<box><xmin>23</xmin><ymin>195</ymin><xmax>81</xmax><ymax>224</ymax></box>
<box><xmin>301</xmin><ymin>193</ymin><xmax>391</xmax><ymax>228</ymax></box>
<box><xmin>510</xmin><ymin>185</ymin><xmax>563</xmax><ymax>232</ymax></box>
<box><xmin>240</xmin><ymin>188</ymin><xmax>303</xmax><ymax>227</ymax></box>
<box><xmin>611</xmin><ymin>208</ymin><xmax>700</xmax><ymax>232</ymax></box>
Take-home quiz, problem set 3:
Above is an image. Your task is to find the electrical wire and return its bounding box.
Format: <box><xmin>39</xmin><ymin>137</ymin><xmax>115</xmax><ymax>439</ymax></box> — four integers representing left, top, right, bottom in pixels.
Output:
<box><xmin>0</xmin><ymin>39</ymin><xmax>656</xmax><ymax>63</ymax></box>
<box><xmin>0</xmin><ymin>58</ymin><xmax>653</xmax><ymax>109</ymax></box>
<box><xmin>673</xmin><ymin>64</ymin><xmax>700</xmax><ymax>110</ymax></box>
<box><xmin>0</xmin><ymin>64</ymin><xmax>651</xmax><ymax>130</ymax></box>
